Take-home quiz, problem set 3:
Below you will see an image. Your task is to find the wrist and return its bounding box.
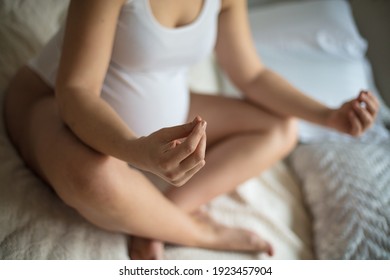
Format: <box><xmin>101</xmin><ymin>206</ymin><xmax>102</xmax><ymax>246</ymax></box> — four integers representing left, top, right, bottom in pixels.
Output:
<box><xmin>315</xmin><ymin>107</ymin><xmax>334</xmax><ymax>127</ymax></box>
<box><xmin>123</xmin><ymin>137</ymin><xmax>147</xmax><ymax>169</ymax></box>
<box><xmin>320</xmin><ymin>108</ymin><xmax>337</xmax><ymax>129</ymax></box>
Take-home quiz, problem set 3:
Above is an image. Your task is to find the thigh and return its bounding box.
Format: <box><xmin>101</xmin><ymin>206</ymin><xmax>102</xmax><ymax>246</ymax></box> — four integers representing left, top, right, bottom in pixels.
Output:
<box><xmin>4</xmin><ymin>71</ymin><xmax>126</xmax><ymax>200</ymax></box>
<box><xmin>4</xmin><ymin>66</ymin><xmax>53</xmax><ymax>150</ymax></box>
<box><xmin>12</xmin><ymin>95</ymin><xmax>163</xmax><ymax>217</ymax></box>
<box><xmin>9</xmin><ymin>94</ymin><xmax>206</xmax><ymax>242</ymax></box>
<box><xmin>4</xmin><ymin>67</ymin><xmax>116</xmax><ymax>183</ymax></box>
<box><xmin>188</xmin><ymin>92</ymin><xmax>284</xmax><ymax>146</ymax></box>
<box><xmin>24</xmin><ymin>97</ymin><xmax>106</xmax><ymax>181</ymax></box>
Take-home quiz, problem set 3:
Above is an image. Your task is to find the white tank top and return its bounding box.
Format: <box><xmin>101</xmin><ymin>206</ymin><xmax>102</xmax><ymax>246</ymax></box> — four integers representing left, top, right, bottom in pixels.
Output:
<box><xmin>28</xmin><ymin>0</ymin><xmax>221</xmax><ymax>136</ymax></box>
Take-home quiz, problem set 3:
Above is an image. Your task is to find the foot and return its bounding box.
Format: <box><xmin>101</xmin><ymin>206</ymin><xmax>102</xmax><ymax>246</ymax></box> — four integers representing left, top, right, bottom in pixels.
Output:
<box><xmin>193</xmin><ymin>209</ymin><xmax>274</xmax><ymax>256</ymax></box>
<box><xmin>128</xmin><ymin>236</ymin><xmax>164</xmax><ymax>260</ymax></box>
<box><xmin>128</xmin><ymin>208</ymin><xmax>273</xmax><ymax>259</ymax></box>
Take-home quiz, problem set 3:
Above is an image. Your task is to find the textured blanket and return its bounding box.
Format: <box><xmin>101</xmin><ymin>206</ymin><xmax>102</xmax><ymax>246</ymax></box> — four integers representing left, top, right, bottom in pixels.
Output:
<box><xmin>290</xmin><ymin>139</ymin><xmax>390</xmax><ymax>259</ymax></box>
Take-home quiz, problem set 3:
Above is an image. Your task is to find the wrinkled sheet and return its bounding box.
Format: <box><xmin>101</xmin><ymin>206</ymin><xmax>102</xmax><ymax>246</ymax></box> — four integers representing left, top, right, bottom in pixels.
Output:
<box><xmin>0</xmin><ymin>0</ymin><xmax>312</xmax><ymax>260</ymax></box>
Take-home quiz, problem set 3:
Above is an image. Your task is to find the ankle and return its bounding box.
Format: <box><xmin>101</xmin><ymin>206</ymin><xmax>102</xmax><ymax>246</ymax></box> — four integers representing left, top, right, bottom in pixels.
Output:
<box><xmin>190</xmin><ymin>219</ymin><xmax>217</xmax><ymax>249</ymax></box>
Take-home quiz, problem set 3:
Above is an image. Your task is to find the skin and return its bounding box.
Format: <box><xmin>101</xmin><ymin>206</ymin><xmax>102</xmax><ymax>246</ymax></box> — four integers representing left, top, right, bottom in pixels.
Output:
<box><xmin>3</xmin><ymin>0</ymin><xmax>379</xmax><ymax>260</ymax></box>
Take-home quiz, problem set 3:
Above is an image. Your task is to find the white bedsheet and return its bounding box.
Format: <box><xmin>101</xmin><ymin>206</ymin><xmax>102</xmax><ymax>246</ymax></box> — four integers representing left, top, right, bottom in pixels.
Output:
<box><xmin>0</xmin><ymin>0</ymin><xmax>313</xmax><ymax>260</ymax></box>
<box><xmin>164</xmin><ymin>162</ymin><xmax>313</xmax><ymax>260</ymax></box>
<box><xmin>0</xmin><ymin>114</ymin><xmax>312</xmax><ymax>259</ymax></box>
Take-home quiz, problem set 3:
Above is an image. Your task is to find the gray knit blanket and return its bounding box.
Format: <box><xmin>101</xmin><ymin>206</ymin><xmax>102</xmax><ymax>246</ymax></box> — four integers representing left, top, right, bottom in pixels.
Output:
<box><xmin>290</xmin><ymin>138</ymin><xmax>390</xmax><ymax>259</ymax></box>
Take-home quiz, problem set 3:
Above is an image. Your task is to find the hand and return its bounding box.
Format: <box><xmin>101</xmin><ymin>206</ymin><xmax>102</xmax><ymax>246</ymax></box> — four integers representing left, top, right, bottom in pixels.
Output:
<box><xmin>325</xmin><ymin>90</ymin><xmax>379</xmax><ymax>136</ymax></box>
<box><xmin>130</xmin><ymin>117</ymin><xmax>207</xmax><ymax>187</ymax></box>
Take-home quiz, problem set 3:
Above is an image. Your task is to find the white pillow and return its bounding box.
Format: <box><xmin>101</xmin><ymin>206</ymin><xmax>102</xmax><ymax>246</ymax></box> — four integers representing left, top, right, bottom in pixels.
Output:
<box><xmin>249</xmin><ymin>0</ymin><xmax>367</xmax><ymax>59</ymax></box>
<box><xmin>221</xmin><ymin>0</ymin><xmax>389</xmax><ymax>143</ymax></box>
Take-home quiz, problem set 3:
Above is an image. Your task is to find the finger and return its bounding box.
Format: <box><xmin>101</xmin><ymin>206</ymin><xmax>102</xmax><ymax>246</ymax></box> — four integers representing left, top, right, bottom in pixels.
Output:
<box><xmin>171</xmin><ymin>159</ymin><xmax>206</xmax><ymax>187</ymax></box>
<box><xmin>179</xmin><ymin>133</ymin><xmax>207</xmax><ymax>172</ymax></box>
<box><xmin>161</xmin><ymin>116</ymin><xmax>202</xmax><ymax>142</ymax></box>
<box><xmin>166</xmin><ymin>133</ymin><xmax>206</xmax><ymax>185</ymax></box>
<box><xmin>169</xmin><ymin>120</ymin><xmax>207</xmax><ymax>162</ymax></box>
<box><xmin>358</xmin><ymin>91</ymin><xmax>379</xmax><ymax>116</ymax></box>
<box><xmin>353</xmin><ymin>100</ymin><xmax>374</xmax><ymax>129</ymax></box>
<box><xmin>349</xmin><ymin>110</ymin><xmax>362</xmax><ymax>136</ymax></box>
<box><xmin>365</xmin><ymin>90</ymin><xmax>380</xmax><ymax>108</ymax></box>
<box><xmin>183</xmin><ymin>159</ymin><xmax>206</xmax><ymax>183</ymax></box>
<box><xmin>165</xmin><ymin>139</ymin><xmax>180</xmax><ymax>150</ymax></box>
<box><xmin>160</xmin><ymin>122</ymin><xmax>204</xmax><ymax>172</ymax></box>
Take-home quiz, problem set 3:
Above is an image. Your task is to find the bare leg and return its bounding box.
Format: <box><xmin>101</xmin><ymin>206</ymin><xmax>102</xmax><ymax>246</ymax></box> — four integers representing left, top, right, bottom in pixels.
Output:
<box><xmin>167</xmin><ymin>94</ymin><xmax>297</xmax><ymax>212</ymax></box>
<box><xmin>130</xmin><ymin>93</ymin><xmax>297</xmax><ymax>258</ymax></box>
<box><xmin>4</xmin><ymin>68</ymin><xmax>272</xmax><ymax>259</ymax></box>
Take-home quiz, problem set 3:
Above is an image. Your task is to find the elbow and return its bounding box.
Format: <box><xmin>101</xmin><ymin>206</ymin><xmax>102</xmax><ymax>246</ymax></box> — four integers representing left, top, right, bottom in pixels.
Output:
<box><xmin>54</xmin><ymin>86</ymin><xmax>78</xmax><ymax>127</ymax></box>
<box><xmin>239</xmin><ymin>68</ymin><xmax>268</xmax><ymax>100</ymax></box>
<box><xmin>54</xmin><ymin>85</ymin><xmax>96</xmax><ymax>128</ymax></box>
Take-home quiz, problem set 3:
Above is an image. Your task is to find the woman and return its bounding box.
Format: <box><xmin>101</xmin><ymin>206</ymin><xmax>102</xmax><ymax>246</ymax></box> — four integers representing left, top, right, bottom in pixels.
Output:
<box><xmin>4</xmin><ymin>0</ymin><xmax>378</xmax><ymax>260</ymax></box>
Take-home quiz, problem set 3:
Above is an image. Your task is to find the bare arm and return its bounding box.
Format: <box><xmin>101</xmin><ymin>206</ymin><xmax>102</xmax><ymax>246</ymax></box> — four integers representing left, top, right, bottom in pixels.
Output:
<box><xmin>55</xmin><ymin>0</ymin><xmax>206</xmax><ymax>186</ymax></box>
<box><xmin>56</xmin><ymin>0</ymin><xmax>138</xmax><ymax>162</ymax></box>
<box><xmin>215</xmin><ymin>0</ymin><xmax>378</xmax><ymax>136</ymax></box>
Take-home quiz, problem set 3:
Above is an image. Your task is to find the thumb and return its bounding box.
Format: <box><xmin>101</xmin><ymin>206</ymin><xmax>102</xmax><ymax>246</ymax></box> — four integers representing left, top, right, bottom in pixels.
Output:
<box><xmin>161</xmin><ymin>116</ymin><xmax>202</xmax><ymax>142</ymax></box>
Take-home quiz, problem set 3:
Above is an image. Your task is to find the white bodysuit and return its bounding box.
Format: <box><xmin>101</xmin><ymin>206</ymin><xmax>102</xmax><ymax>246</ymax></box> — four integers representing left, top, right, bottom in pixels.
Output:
<box><xmin>28</xmin><ymin>0</ymin><xmax>220</xmax><ymax>136</ymax></box>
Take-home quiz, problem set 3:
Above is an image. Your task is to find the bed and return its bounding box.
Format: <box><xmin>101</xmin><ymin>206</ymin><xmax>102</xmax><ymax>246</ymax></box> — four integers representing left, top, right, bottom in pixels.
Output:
<box><xmin>0</xmin><ymin>0</ymin><xmax>389</xmax><ymax>260</ymax></box>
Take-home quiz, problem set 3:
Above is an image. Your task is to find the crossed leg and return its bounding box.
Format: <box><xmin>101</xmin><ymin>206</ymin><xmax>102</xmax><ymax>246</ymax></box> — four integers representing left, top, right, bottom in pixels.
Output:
<box><xmin>169</xmin><ymin>93</ymin><xmax>298</xmax><ymax>212</ymax></box>
<box><xmin>4</xmin><ymin>68</ymin><xmax>275</xmax><ymax>259</ymax></box>
<box><xmin>130</xmin><ymin>92</ymin><xmax>298</xmax><ymax>259</ymax></box>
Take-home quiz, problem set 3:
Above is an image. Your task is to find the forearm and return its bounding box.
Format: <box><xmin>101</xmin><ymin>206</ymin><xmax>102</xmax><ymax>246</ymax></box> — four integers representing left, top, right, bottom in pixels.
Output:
<box><xmin>56</xmin><ymin>88</ymin><xmax>138</xmax><ymax>163</ymax></box>
<box><xmin>241</xmin><ymin>69</ymin><xmax>332</xmax><ymax>126</ymax></box>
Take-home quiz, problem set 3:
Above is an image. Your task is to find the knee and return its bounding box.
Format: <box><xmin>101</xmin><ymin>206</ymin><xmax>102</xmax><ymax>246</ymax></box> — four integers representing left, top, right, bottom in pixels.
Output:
<box><xmin>60</xmin><ymin>155</ymin><xmax>122</xmax><ymax>211</ymax></box>
<box><xmin>270</xmin><ymin>117</ymin><xmax>298</xmax><ymax>154</ymax></box>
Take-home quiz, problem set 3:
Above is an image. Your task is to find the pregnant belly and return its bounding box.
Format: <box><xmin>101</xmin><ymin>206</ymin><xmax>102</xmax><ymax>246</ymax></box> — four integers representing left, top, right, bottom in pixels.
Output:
<box><xmin>101</xmin><ymin>72</ymin><xmax>190</xmax><ymax>136</ymax></box>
